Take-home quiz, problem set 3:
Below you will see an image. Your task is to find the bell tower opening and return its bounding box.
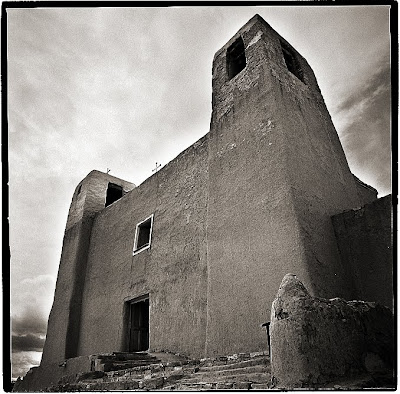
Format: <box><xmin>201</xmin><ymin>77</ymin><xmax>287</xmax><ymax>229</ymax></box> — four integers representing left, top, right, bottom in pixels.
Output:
<box><xmin>105</xmin><ymin>183</ymin><xmax>123</xmax><ymax>207</ymax></box>
<box><xmin>226</xmin><ymin>37</ymin><xmax>246</xmax><ymax>80</ymax></box>
<box><xmin>280</xmin><ymin>41</ymin><xmax>304</xmax><ymax>83</ymax></box>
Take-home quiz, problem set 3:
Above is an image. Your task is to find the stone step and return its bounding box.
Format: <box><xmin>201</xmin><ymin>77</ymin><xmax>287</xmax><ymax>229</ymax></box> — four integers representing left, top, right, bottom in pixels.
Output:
<box><xmin>52</xmin><ymin>352</ymin><xmax>270</xmax><ymax>391</ymax></box>
<box><xmin>168</xmin><ymin>380</ymin><xmax>270</xmax><ymax>391</ymax></box>
<box><xmin>197</xmin><ymin>357</ymin><xmax>268</xmax><ymax>373</ymax></box>
<box><xmin>101</xmin><ymin>358</ymin><xmax>158</xmax><ymax>372</ymax></box>
<box><xmin>101</xmin><ymin>363</ymin><xmax>166</xmax><ymax>381</ymax></box>
<box><xmin>112</xmin><ymin>351</ymin><xmax>159</xmax><ymax>361</ymax></box>
<box><xmin>198</xmin><ymin>353</ymin><xmax>267</xmax><ymax>367</ymax></box>
<box><xmin>93</xmin><ymin>351</ymin><xmax>161</xmax><ymax>372</ymax></box>
<box><xmin>179</xmin><ymin>370</ymin><xmax>270</xmax><ymax>384</ymax></box>
<box><xmin>184</xmin><ymin>364</ymin><xmax>268</xmax><ymax>379</ymax></box>
<box><xmin>88</xmin><ymin>356</ymin><xmax>270</xmax><ymax>384</ymax></box>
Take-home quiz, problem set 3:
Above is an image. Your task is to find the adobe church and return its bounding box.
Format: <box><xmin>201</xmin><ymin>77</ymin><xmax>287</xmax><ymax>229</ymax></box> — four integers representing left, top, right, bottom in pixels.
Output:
<box><xmin>17</xmin><ymin>14</ymin><xmax>392</xmax><ymax>390</ymax></box>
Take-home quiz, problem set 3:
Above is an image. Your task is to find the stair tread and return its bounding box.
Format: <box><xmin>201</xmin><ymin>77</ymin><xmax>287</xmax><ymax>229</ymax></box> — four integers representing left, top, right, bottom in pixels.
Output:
<box><xmin>197</xmin><ymin>358</ymin><xmax>268</xmax><ymax>372</ymax></box>
<box><xmin>178</xmin><ymin>372</ymin><xmax>270</xmax><ymax>384</ymax></box>
<box><xmin>191</xmin><ymin>364</ymin><xmax>268</xmax><ymax>375</ymax></box>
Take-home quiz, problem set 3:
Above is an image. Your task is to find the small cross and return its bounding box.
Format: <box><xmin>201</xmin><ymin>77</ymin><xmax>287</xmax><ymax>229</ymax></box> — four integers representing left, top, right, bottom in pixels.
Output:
<box><xmin>107</xmin><ymin>168</ymin><xmax>111</xmax><ymax>174</ymax></box>
<box><xmin>152</xmin><ymin>162</ymin><xmax>161</xmax><ymax>173</ymax></box>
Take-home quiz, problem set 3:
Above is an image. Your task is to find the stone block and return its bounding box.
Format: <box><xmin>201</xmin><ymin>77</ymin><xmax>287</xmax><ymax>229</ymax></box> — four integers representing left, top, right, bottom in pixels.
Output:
<box><xmin>216</xmin><ymin>382</ymin><xmax>234</xmax><ymax>389</ymax></box>
<box><xmin>233</xmin><ymin>381</ymin><xmax>251</xmax><ymax>389</ymax></box>
<box><xmin>123</xmin><ymin>380</ymin><xmax>140</xmax><ymax>390</ymax></box>
<box><xmin>75</xmin><ymin>370</ymin><xmax>104</xmax><ymax>382</ymax></box>
<box><xmin>270</xmin><ymin>274</ymin><xmax>394</xmax><ymax>388</ymax></box>
<box><xmin>142</xmin><ymin>376</ymin><xmax>165</xmax><ymax>389</ymax></box>
<box><xmin>250</xmin><ymin>383</ymin><xmax>270</xmax><ymax>389</ymax></box>
<box><xmin>164</xmin><ymin>372</ymin><xmax>184</xmax><ymax>384</ymax></box>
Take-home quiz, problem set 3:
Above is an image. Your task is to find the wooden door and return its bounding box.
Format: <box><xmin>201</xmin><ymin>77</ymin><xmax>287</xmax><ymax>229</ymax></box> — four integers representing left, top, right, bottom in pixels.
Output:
<box><xmin>129</xmin><ymin>298</ymin><xmax>149</xmax><ymax>352</ymax></box>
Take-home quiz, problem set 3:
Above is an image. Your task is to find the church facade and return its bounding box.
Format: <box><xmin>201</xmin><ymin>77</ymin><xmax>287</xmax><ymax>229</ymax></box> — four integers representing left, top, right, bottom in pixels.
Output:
<box><xmin>39</xmin><ymin>14</ymin><xmax>392</xmax><ymax>373</ymax></box>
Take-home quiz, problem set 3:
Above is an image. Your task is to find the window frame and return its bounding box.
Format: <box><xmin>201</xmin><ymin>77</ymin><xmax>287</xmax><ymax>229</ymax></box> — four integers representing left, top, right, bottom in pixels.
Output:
<box><xmin>132</xmin><ymin>214</ymin><xmax>154</xmax><ymax>256</ymax></box>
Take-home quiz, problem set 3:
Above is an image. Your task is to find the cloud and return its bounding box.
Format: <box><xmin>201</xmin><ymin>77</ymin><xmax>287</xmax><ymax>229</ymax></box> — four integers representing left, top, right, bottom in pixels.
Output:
<box><xmin>333</xmin><ymin>59</ymin><xmax>391</xmax><ymax>195</ymax></box>
<box><xmin>11</xmin><ymin>275</ymin><xmax>56</xmax><ymax>323</ymax></box>
<box><xmin>12</xmin><ymin>334</ymin><xmax>45</xmax><ymax>353</ymax></box>
<box><xmin>335</xmin><ymin>60</ymin><xmax>390</xmax><ymax>116</ymax></box>
<box><xmin>12</xmin><ymin>311</ymin><xmax>48</xmax><ymax>337</ymax></box>
<box><xmin>11</xmin><ymin>275</ymin><xmax>56</xmax><ymax>340</ymax></box>
<box><xmin>11</xmin><ymin>351</ymin><xmax>42</xmax><ymax>379</ymax></box>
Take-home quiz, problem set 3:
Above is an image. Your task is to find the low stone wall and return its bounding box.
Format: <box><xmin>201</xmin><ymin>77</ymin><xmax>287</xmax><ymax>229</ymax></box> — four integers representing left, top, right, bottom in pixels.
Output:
<box><xmin>270</xmin><ymin>274</ymin><xmax>394</xmax><ymax>388</ymax></box>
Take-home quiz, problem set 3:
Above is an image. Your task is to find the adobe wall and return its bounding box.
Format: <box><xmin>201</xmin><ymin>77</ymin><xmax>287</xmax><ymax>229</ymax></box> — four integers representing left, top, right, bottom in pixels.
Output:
<box><xmin>332</xmin><ymin>195</ymin><xmax>393</xmax><ymax>310</ymax></box>
<box><xmin>76</xmin><ymin>136</ymin><xmax>209</xmax><ymax>359</ymax></box>
<box><xmin>41</xmin><ymin>220</ymin><xmax>93</xmax><ymax>364</ymax></box>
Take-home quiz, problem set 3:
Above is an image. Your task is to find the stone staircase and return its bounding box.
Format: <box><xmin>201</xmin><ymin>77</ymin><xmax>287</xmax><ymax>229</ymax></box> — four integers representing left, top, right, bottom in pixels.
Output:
<box><xmin>47</xmin><ymin>351</ymin><xmax>271</xmax><ymax>391</ymax></box>
<box><xmin>92</xmin><ymin>351</ymin><xmax>161</xmax><ymax>372</ymax></box>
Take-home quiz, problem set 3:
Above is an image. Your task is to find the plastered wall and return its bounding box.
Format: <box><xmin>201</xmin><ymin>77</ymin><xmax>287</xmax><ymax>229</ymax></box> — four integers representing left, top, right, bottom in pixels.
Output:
<box><xmin>77</xmin><ymin>137</ymin><xmax>209</xmax><ymax>359</ymax></box>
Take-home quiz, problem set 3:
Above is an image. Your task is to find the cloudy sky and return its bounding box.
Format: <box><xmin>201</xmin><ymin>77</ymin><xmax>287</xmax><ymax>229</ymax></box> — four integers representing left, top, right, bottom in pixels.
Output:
<box><xmin>8</xmin><ymin>5</ymin><xmax>391</xmax><ymax>379</ymax></box>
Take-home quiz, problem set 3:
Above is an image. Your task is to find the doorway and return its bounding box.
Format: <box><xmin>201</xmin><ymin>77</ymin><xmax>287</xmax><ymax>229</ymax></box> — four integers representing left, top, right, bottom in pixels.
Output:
<box><xmin>127</xmin><ymin>297</ymin><xmax>149</xmax><ymax>352</ymax></box>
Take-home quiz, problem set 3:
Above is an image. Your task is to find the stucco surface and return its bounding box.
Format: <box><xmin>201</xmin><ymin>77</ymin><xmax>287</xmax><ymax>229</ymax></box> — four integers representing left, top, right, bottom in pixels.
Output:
<box><xmin>77</xmin><ymin>137</ymin><xmax>209</xmax><ymax>359</ymax></box>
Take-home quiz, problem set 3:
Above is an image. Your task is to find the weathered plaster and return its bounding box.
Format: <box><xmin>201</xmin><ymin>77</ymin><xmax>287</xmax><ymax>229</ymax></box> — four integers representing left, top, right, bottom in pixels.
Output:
<box><xmin>270</xmin><ymin>274</ymin><xmax>394</xmax><ymax>387</ymax></box>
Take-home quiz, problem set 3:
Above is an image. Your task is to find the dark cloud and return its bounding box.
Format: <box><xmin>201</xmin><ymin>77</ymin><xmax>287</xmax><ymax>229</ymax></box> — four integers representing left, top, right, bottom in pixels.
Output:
<box><xmin>12</xmin><ymin>334</ymin><xmax>45</xmax><ymax>353</ymax></box>
<box><xmin>12</xmin><ymin>311</ymin><xmax>48</xmax><ymax>337</ymax></box>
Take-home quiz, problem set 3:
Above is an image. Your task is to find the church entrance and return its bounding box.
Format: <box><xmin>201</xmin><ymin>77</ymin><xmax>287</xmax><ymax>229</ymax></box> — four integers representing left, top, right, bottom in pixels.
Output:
<box><xmin>128</xmin><ymin>297</ymin><xmax>149</xmax><ymax>352</ymax></box>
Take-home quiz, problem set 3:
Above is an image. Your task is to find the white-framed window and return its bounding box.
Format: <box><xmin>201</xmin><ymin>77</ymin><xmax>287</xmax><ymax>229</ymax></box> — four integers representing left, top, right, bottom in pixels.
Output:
<box><xmin>133</xmin><ymin>214</ymin><xmax>154</xmax><ymax>255</ymax></box>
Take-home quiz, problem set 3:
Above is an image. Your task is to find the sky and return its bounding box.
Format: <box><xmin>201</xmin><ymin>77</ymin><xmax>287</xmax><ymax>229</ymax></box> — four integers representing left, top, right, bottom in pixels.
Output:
<box><xmin>7</xmin><ymin>5</ymin><xmax>392</xmax><ymax>380</ymax></box>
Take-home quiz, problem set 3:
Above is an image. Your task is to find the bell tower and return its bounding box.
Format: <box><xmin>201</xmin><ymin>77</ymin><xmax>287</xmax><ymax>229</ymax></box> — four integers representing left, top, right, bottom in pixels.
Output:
<box><xmin>204</xmin><ymin>14</ymin><xmax>377</xmax><ymax>356</ymax></box>
<box><xmin>41</xmin><ymin>170</ymin><xmax>135</xmax><ymax>364</ymax></box>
